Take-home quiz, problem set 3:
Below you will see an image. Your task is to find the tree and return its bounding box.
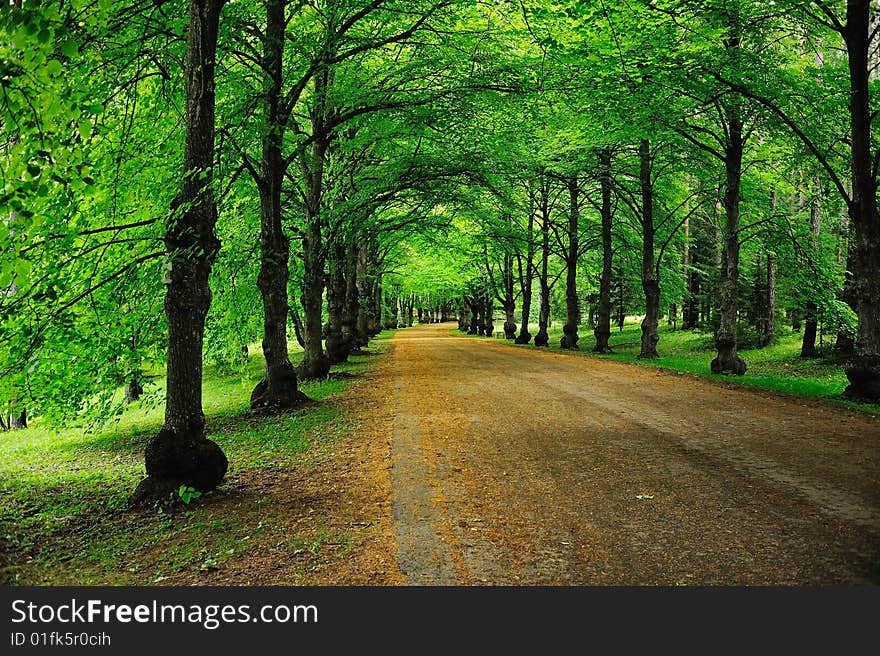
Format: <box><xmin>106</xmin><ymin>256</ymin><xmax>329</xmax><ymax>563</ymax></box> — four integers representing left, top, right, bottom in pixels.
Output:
<box><xmin>133</xmin><ymin>0</ymin><xmax>228</xmax><ymax>504</ymax></box>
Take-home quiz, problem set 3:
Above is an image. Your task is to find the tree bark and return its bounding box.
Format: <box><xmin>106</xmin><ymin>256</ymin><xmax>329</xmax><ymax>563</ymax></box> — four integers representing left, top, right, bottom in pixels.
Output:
<box><xmin>560</xmin><ymin>175</ymin><xmax>580</xmax><ymax>350</ymax></box>
<box><xmin>458</xmin><ymin>299</ymin><xmax>469</xmax><ymax>332</ymax></box>
<box><xmin>802</xmin><ymin>178</ymin><xmax>822</xmax><ymax>357</ymax></box>
<box><xmin>481</xmin><ymin>288</ymin><xmax>494</xmax><ymax>336</ymax></box>
<box><xmin>289</xmin><ymin>302</ymin><xmax>306</xmax><ymax>348</ymax></box>
<box><xmin>711</xmin><ymin>104</ymin><xmax>747</xmax><ymax>375</ymax></box>
<box><xmin>761</xmin><ymin>252</ymin><xmax>776</xmax><ymax>347</ymax></box>
<box><xmin>8</xmin><ymin>401</ymin><xmax>26</xmax><ymax>430</ymax></box>
<box><xmin>682</xmin><ymin>214</ymin><xmax>699</xmax><ymax>329</ymax></box>
<box><xmin>298</xmin><ymin>219</ymin><xmax>330</xmax><ymax>379</ymax></box>
<box><xmin>295</xmin><ymin>58</ymin><xmax>331</xmax><ymax>381</ymax></box>
<box><xmin>354</xmin><ymin>241</ymin><xmax>374</xmax><ymax>346</ymax></box>
<box><xmin>251</xmin><ymin>0</ymin><xmax>307</xmax><ymax>411</ymax></box>
<box><xmin>515</xmin><ymin>205</ymin><xmax>535</xmax><ymax>344</ymax></box>
<box><xmin>638</xmin><ymin>140</ymin><xmax>660</xmax><ymax>359</ymax></box>
<box><xmin>534</xmin><ymin>185</ymin><xmax>551</xmax><ymax>348</ymax></box>
<box><xmin>502</xmin><ymin>247</ymin><xmax>517</xmax><ymax>340</ymax></box>
<box><xmin>386</xmin><ymin>286</ymin><xmax>399</xmax><ymax>329</ymax></box>
<box><xmin>10</xmin><ymin>410</ymin><xmax>26</xmax><ymax>430</ymax></box>
<box><xmin>594</xmin><ymin>148</ymin><xmax>614</xmax><ymax>353</ymax></box>
<box><xmin>467</xmin><ymin>295</ymin><xmax>479</xmax><ymax>334</ymax></box>
<box><xmin>326</xmin><ymin>239</ymin><xmax>349</xmax><ymax>363</ymax></box>
<box><xmin>341</xmin><ymin>241</ymin><xmax>361</xmax><ymax>352</ymax></box>
<box><xmin>134</xmin><ymin>0</ymin><xmax>228</xmax><ymax>505</ymax></box>
<box><xmin>124</xmin><ymin>377</ymin><xmax>143</xmax><ymax>403</ymax></box>
<box><xmin>842</xmin><ymin>1</ymin><xmax>880</xmax><ymax>400</ymax></box>
<box><xmin>372</xmin><ymin>276</ymin><xmax>383</xmax><ymax>334</ymax></box>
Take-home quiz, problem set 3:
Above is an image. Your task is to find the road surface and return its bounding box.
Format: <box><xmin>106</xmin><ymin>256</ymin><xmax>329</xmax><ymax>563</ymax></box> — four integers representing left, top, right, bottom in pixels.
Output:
<box><xmin>389</xmin><ymin>323</ymin><xmax>880</xmax><ymax>584</ymax></box>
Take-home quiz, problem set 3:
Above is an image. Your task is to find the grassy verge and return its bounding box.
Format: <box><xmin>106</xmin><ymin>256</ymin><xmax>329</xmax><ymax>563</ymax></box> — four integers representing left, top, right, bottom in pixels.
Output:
<box><xmin>0</xmin><ymin>331</ymin><xmax>396</xmax><ymax>585</ymax></box>
<box><xmin>461</xmin><ymin>321</ymin><xmax>878</xmax><ymax>414</ymax></box>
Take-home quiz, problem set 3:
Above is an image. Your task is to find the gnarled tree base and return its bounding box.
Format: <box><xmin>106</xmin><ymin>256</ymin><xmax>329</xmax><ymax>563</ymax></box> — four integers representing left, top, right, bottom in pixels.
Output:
<box><xmin>296</xmin><ymin>358</ymin><xmax>331</xmax><ymax>381</ymax></box>
<box><xmin>503</xmin><ymin>321</ymin><xmax>517</xmax><ymax>340</ymax></box>
<box><xmin>639</xmin><ymin>322</ymin><xmax>659</xmax><ymax>359</ymax></box>
<box><xmin>515</xmin><ymin>331</ymin><xmax>532</xmax><ymax>345</ymax></box>
<box><xmin>843</xmin><ymin>355</ymin><xmax>880</xmax><ymax>402</ymax></box>
<box><xmin>638</xmin><ymin>336</ymin><xmax>659</xmax><ymax>359</ymax></box>
<box><xmin>131</xmin><ymin>428</ymin><xmax>228</xmax><ymax>506</ymax></box>
<box><xmin>711</xmin><ymin>339</ymin><xmax>747</xmax><ymax>375</ymax></box>
<box><xmin>325</xmin><ymin>333</ymin><xmax>351</xmax><ymax>365</ymax></box>
<box><xmin>560</xmin><ymin>323</ymin><xmax>579</xmax><ymax>350</ymax></box>
<box><xmin>250</xmin><ymin>378</ymin><xmax>310</xmax><ymax>414</ymax></box>
<box><xmin>534</xmin><ymin>329</ymin><xmax>549</xmax><ymax>347</ymax></box>
<box><xmin>593</xmin><ymin>328</ymin><xmax>612</xmax><ymax>353</ymax></box>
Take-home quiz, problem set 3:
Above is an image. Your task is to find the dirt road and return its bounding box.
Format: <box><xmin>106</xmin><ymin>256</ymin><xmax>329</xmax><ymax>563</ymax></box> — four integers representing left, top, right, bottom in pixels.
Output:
<box><xmin>389</xmin><ymin>323</ymin><xmax>880</xmax><ymax>585</ymax></box>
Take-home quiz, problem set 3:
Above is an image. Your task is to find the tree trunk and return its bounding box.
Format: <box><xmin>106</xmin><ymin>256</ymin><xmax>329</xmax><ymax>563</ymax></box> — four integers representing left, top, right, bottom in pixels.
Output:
<box><xmin>515</xmin><ymin>207</ymin><xmax>535</xmax><ymax>344</ymax></box>
<box><xmin>354</xmin><ymin>242</ymin><xmax>374</xmax><ymax>345</ymax></box>
<box><xmin>8</xmin><ymin>401</ymin><xmax>26</xmax><ymax>430</ymax></box>
<box><xmin>799</xmin><ymin>179</ymin><xmax>819</xmax><ymax>357</ymax></box>
<box><xmin>843</xmin><ymin>1</ymin><xmax>880</xmax><ymax>401</ymax></box>
<box><xmin>295</xmin><ymin>58</ymin><xmax>332</xmax><ymax>381</ymax></box>
<box><xmin>502</xmin><ymin>244</ymin><xmax>517</xmax><ymax>339</ymax></box>
<box><xmin>387</xmin><ymin>287</ymin><xmax>399</xmax><ymax>329</ymax></box>
<box><xmin>594</xmin><ymin>148</ymin><xmax>614</xmax><ymax>353</ymax></box>
<box><xmin>682</xmin><ymin>214</ymin><xmax>700</xmax><ymax>329</ymax></box>
<box><xmin>371</xmin><ymin>275</ymin><xmax>383</xmax><ymax>335</ymax></box>
<box><xmin>468</xmin><ymin>296</ymin><xmax>479</xmax><ymax>334</ymax></box>
<box><xmin>802</xmin><ymin>303</ymin><xmax>819</xmax><ymax>357</ymax></box>
<box><xmin>711</xmin><ymin>107</ymin><xmax>747</xmax><ymax>375</ymax></box>
<box><xmin>251</xmin><ymin>0</ymin><xmax>307</xmax><ymax>411</ymax></box>
<box><xmin>340</xmin><ymin>241</ymin><xmax>361</xmax><ymax>353</ymax></box>
<box><xmin>481</xmin><ymin>289</ymin><xmax>494</xmax><ymax>336</ymax></box>
<box><xmin>134</xmin><ymin>0</ymin><xmax>228</xmax><ymax>505</ymax></box>
<box><xmin>560</xmin><ymin>175</ymin><xmax>580</xmax><ymax>350</ymax></box>
<box><xmin>326</xmin><ymin>240</ymin><xmax>349</xmax><ymax>364</ymax></box>
<box><xmin>11</xmin><ymin>409</ymin><xmax>26</xmax><ymax>430</ymax></box>
<box><xmin>760</xmin><ymin>252</ymin><xmax>776</xmax><ymax>347</ymax></box>
<box><xmin>458</xmin><ymin>300</ymin><xmax>469</xmax><ymax>332</ymax></box>
<box><xmin>298</xmin><ymin>219</ymin><xmax>330</xmax><ymax>380</ymax></box>
<box><xmin>289</xmin><ymin>302</ymin><xmax>306</xmax><ymax>348</ymax></box>
<box><xmin>638</xmin><ymin>140</ymin><xmax>660</xmax><ymax>359</ymax></box>
<box><xmin>534</xmin><ymin>191</ymin><xmax>551</xmax><ymax>348</ymax></box>
<box><xmin>124</xmin><ymin>377</ymin><xmax>143</xmax><ymax>403</ymax></box>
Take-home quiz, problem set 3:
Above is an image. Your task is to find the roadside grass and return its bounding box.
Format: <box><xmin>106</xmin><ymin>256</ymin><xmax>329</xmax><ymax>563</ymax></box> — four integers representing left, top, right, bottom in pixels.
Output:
<box><xmin>460</xmin><ymin>320</ymin><xmax>877</xmax><ymax>414</ymax></box>
<box><xmin>0</xmin><ymin>331</ymin><xmax>395</xmax><ymax>585</ymax></box>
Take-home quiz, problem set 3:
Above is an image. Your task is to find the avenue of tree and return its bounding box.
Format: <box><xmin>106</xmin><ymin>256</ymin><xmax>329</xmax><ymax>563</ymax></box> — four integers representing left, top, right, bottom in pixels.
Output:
<box><xmin>2</xmin><ymin>0</ymin><xmax>878</xmax><ymax>501</ymax></box>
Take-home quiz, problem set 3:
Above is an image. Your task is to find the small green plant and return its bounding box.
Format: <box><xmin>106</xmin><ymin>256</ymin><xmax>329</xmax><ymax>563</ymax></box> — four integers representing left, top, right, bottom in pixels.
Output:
<box><xmin>176</xmin><ymin>485</ymin><xmax>202</xmax><ymax>505</ymax></box>
<box><xmin>200</xmin><ymin>553</ymin><xmax>219</xmax><ymax>571</ymax></box>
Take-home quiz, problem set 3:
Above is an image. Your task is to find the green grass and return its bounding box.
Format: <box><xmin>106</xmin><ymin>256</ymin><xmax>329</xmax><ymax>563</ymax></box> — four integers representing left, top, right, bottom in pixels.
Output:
<box><xmin>0</xmin><ymin>331</ymin><xmax>396</xmax><ymax>585</ymax></box>
<box><xmin>464</xmin><ymin>320</ymin><xmax>877</xmax><ymax>414</ymax></box>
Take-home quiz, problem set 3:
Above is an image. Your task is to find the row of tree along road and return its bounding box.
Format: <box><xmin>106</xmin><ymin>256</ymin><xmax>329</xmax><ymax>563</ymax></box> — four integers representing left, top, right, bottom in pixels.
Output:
<box><xmin>2</xmin><ymin>1</ymin><xmax>879</xmax><ymax>503</ymax></box>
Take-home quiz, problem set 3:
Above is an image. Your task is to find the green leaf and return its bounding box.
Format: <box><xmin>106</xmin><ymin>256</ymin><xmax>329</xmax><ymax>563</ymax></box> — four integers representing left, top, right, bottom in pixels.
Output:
<box><xmin>45</xmin><ymin>59</ymin><xmax>63</xmax><ymax>77</ymax></box>
<box><xmin>60</xmin><ymin>40</ymin><xmax>79</xmax><ymax>58</ymax></box>
<box><xmin>77</xmin><ymin>119</ymin><xmax>92</xmax><ymax>140</ymax></box>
